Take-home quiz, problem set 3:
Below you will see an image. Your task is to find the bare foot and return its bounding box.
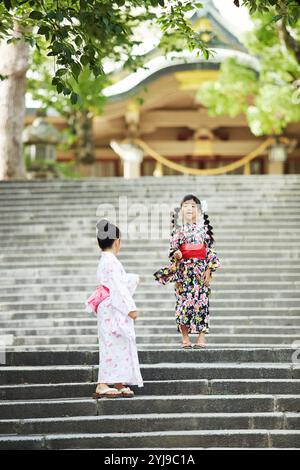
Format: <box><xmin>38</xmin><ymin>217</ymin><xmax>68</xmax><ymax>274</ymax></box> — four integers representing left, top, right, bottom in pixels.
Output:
<box><xmin>195</xmin><ymin>332</ymin><xmax>206</xmax><ymax>347</ymax></box>
<box><xmin>181</xmin><ymin>324</ymin><xmax>192</xmax><ymax>348</ymax></box>
<box><xmin>181</xmin><ymin>338</ymin><xmax>192</xmax><ymax>348</ymax></box>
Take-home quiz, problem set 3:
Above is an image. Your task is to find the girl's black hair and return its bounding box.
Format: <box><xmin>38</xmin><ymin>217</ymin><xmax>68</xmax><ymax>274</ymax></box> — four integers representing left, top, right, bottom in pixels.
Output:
<box><xmin>96</xmin><ymin>219</ymin><xmax>121</xmax><ymax>250</ymax></box>
<box><xmin>171</xmin><ymin>194</ymin><xmax>214</xmax><ymax>246</ymax></box>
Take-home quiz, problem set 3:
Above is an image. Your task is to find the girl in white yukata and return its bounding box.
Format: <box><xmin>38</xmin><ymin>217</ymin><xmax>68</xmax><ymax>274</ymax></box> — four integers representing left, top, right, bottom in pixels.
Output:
<box><xmin>93</xmin><ymin>219</ymin><xmax>143</xmax><ymax>399</ymax></box>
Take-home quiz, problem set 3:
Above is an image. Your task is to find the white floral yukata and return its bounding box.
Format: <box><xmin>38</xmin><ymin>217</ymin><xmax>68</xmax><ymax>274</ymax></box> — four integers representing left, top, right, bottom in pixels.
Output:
<box><xmin>96</xmin><ymin>251</ymin><xmax>143</xmax><ymax>387</ymax></box>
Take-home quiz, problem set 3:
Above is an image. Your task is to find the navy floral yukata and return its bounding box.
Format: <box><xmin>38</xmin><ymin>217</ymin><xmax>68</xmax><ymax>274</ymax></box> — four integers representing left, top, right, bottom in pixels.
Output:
<box><xmin>153</xmin><ymin>221</ymin><xmax>221</xmax><ymax>334</ymax></box>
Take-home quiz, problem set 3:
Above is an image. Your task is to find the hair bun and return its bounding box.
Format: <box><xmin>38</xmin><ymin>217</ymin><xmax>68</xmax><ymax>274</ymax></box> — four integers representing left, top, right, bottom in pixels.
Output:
<box><xmin>96</xmin><ymin>219</ymin><xmax>109</xmax><ymax>235</ymax></box>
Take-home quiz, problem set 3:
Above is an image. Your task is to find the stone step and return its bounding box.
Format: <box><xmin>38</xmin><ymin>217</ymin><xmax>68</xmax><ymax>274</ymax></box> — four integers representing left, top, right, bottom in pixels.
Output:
<box><xmin>3</xmin><ymin>199</ymin><xmax>299</xmax><ymax>207</ymax></box>
<box><xmin>0</xmin><ymin>236</ymin><xmax>298</xmax><ymax>246</ymax></box>
<box><xmin>0</xmin><ymin>178</ymin><xmax>299</xmax><ymax>187</ymax></box>
<box><xmin>0</xmin><ymin>269</ymin><xmax>297</xmax><ymax>279</ymax></box>
<box><xmin>2</xmin><ymin>210</ymin><xmax>300</xmax><ymax>219</ymax></box>
<box><xmin>1</xmin><ymin>282</ymin><xmax>299</xmax><ymax>294</ymax></box>
<box><xmin>1</xmin><ymin>186</ymin><xmax>297</xmax><ymax>194</ymax></box>
<box><xmin>2</xmin><ymin>340</ymin><xmax>300</xmax><ymax>351</ymax></box>
<box><xmin>2</xmin><ymin>248</ymin><xmax>300</xmax><ymax>257</ymax></box>
<box><xmin>2</xmin><ymin>326</ymin><xmax>299</xmax><ymax>336</ymax></box>
<box><xmin>5</xmin><ymin>214</ymin><xmax>294</xmax><ymax>226</ymax></box>
<box><xmin>0</xmin><ymin>412</ymin><xmax>299</xmax><ymax>437</ymax></box>
<box><xmin>0</xmin><ymin>236</ymin><xmax>299</xmax><ymax>247</ymax></box>
<box><xmin>2</xmin><ymin>215</ymin><xmax>300</xmax><ymax>224</ymax></box>
<box><xmin>1</xmin><ymin>197</ymin><xmax>299</xmax><ymax>205</ymax></box>
<box><xmin>1</xmin><ymin>245</ymin><xmax>300</xmax><ymax>256</ymax></box>
<box><xmin>0</xmin><ymin>274</ymin><xmax>299</xmax><ymax>284</ymax></box>
<box><xmin>4</xmin><ymin>343</ymin><xmax>299</xmax><ymax>351</ymax></box>
<box><xmin>1</xmin><ymin>203</ymin><xmax>299</xmax><ymax>214</ymax></box>
<box><xmin>1</xmin><ymin>363</ymin><xmax>298</xmax><ymax>384</ymax></box>
<box><xmin>3</xmin><ymin>349</ymin><xmax>297</xmax><ymax>366</ymax></box>
<box><xmin>8</xmin><ymin>340</ymin><xmax>290</xmax><ymax>351</ymax></box>
<box><xmin>0</xmin><ymin>308</ymin><xmax>299</xmax><ymax>320</ymax></box>
<box><xmin>7</xmin><ymin>333</ymin><xmax>300</xmax><ymax>346</ymax></box>
<box><xmin>2</xmin><ymin>180</ymin><xmax>298</xmax><ymax>186</ymax></box>
<box><xmin>0</xmin><ymin>198</ymin><xmax>298</xmax><ymax>206</ymax></box>
<box><xmin>0</xmin><ymin>216</ymin><xmax>299</xmax><ymax>225</ymax></box>
<box><xmin>1</xmin><ymin>292</ymin><xmax>299</xmax><ymax>303</ymax></box>
<box><xmin>2</xmin><ymin>188</ymin><xmax>300</xmax><ymax>196</ymax></box>
<box><xmin>1</xmin><ymin>316</ymin><xmax>300</xmax><ymax>328</ymax></box>
<box><xmin>3</xmin><ymin>198</ymin><xmax>298</xmax><ymax>206</ymax></box>
<box><xmin>0</xmin><ymin>187</ymin><xmax>299</xmax><ymax>196</ymax></box>
<box><xmin>0</xmin><ymin>180</ymin><xmax>298</xmax><ymax>187</ymax></box>
<box><xmin>2</xmin><ymin>226</ymin><xmax>298</xmax><ymax>236</ymax></box>
<box><xmin>2</xmin><ymin>429</ymin><xmax>299</xmax><ymax>449</ymax></box>
<box><xmin>1</xmin><ymin>253</ymin><xmax>300</xmax><ymax>264</ymax></box>
<box><xmin>1</xmin><ymin>299</ymin><xmax>299</xmax><ymax>312</ymax></box>
<box><xmin>0</xmin><ymin>237</ymin><xmax>298</xmax><ymax>245</ymax></box>
<box><xmin>2</xmin><ymin>204</ymin><xmax>300</xmax><ymax>216</ymax></box>
<box><xmin>0</xmin><ymin>395</ymin><xmax>299</xmax><ymax>420</ymax></box>
<box><xmin>0</xmin><ymin>274</ymin><xmax>299</xmax><ymax>285</ymax></box>
<box><xmin>2</xmin><ymin>201</ymin><xmax>299</xmax><ymax>210</ymax></box>
<box><xmin>6</xmin><ymin>348</ymin><xmax>299</xmax><ymax>364</ymax></box>
<box><xmin>1</xmin><ymin>379</ymin><xmax>300</xmax><ymax>401</ymax></box>
<box><xmin>0</xmin><ymin>265</ymin><xmax>299</xmax><ymax>275</ymax></box>
<box><xmin>1</xmin><ymin>291</ymin><xmax>300</xmax><ymax>303</ymax></box>
<box><xmin>1</xmin><ymin>188</ymin><xmax>300</xmax><ymax>196</ymax></box>
<box><xmin>1</xmin><ymin>203</ymin><xmax>300</xmax><ymax>212</ymax></box>
<box><xmin>1</xmin><ymin>224</ymin><xmax>300</xmax><ymax>232</ymax></box>
<box><xmin>0</xmin><ymin>273</ymin><xmax>296</xmax><ymax>283</ymax></box>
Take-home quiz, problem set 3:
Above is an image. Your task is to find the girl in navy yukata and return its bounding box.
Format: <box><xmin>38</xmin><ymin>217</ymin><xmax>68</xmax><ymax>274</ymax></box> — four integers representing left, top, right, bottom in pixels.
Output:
<box><xmin>154</xmin><ymin>195</ymin><xmax>221</xmax><ymax>349</ymax></box>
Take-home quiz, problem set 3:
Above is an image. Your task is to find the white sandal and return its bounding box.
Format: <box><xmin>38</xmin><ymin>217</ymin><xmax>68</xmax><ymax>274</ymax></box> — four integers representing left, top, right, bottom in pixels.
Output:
<box><xmin>117</xmin><ymin>386</ymin><xmax>135</xmax><ymax>397</ymax></box>
<box><xmin>92</xmin><ymin>386</ymin><xmax>122</xmax><ymax>399</ymax></box>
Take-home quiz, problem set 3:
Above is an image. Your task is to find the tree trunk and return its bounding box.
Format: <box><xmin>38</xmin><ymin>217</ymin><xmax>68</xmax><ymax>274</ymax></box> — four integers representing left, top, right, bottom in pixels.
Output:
<box><xmin>73</xmin><ymin>109</ymin><xmax>95</xmax><ymax>165</ymax></box>
<box><xmin>0</xmin><ymin>25</ymin><xmax>29</xmax><ymax>180</ymax></box>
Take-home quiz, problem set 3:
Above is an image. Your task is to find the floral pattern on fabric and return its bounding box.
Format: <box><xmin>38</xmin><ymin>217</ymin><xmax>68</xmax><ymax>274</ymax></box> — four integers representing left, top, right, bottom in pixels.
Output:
<box><xmin>153</xmin><ymin>222</ymin><xmax>221</xmax><ymax>334</ymax></box>
<box><xmin>96</xmin><ymin>252</ymin><xmax>143</xmax><ymax>387</ymax></box>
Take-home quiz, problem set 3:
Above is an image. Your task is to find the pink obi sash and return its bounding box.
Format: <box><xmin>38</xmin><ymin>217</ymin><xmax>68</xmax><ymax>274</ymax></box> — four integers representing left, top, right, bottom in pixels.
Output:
<box><xmin>180</xmin><ymin>243</ymin><xmax>207</xmax><ymax>260</ymax></box>
<box><xmin>85</xmin><ymin>285</ymin><xmax>110</xmax><ymax>314</ymax></box>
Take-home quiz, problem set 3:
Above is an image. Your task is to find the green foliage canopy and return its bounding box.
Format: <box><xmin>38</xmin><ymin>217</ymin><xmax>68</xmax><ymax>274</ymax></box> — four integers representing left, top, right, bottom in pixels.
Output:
<box><xmin>0</xmin><ymin>0</ymin><xmax>211</xmax><ymax>102</ymax></box>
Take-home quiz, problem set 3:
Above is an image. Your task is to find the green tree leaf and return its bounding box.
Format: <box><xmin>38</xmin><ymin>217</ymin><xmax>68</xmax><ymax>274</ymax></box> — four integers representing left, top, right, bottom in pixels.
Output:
<box><xmin>56</xmin><ymin>68</ymin><xmax>68</xmax><ymax>77</ymax></box>
<box><xmin>29</xmin><ymin>11</ymin><xmax>44</xmax><ymax>20</ymax></box>
<box><xmin>70</xmin><ymin>92</ymin><xmax>78</xmax><ymax>104</ymax></box>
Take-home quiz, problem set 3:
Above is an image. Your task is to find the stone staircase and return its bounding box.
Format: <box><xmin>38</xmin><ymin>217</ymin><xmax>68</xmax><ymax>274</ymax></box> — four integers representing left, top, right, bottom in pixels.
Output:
<box><xmin>0</xmin><ymin>175</ymin><xmax>299</xmax><ymax>449</ymax></box>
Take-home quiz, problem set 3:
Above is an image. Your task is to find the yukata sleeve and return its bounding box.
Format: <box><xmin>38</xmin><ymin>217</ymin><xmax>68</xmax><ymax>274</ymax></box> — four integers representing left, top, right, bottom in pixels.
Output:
<box><xmin>96</xmin><ymin>260</ymin><xmax>137</xmax><ymax>316</ymax></box>
<box><xmin>168</xmin><ymin>230</ymin><xmax>182</xmax><ymax>263</ymax></box>
<box><xmin>125</xmin><ymin>273</ymin><xmax>139</xmax><ymax>296</ymax></box>
<box><xmin>204</xmin><ymin>226</ymin><xmax>221</xmax><ymax>273</ymax></box>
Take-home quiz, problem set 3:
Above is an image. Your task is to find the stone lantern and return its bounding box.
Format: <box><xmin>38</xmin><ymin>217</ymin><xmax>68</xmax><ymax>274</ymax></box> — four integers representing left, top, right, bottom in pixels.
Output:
<box><xmin>23</xmin><ymin>115</ymin><xmax>61</xmax><ymax>163</ymax></box>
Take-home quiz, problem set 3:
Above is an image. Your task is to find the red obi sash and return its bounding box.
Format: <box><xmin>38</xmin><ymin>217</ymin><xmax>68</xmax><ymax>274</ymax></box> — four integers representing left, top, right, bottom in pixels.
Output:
<box><xmin>180</xmin><ymin>243</ymin><xmax>207</xmax><ymax>259</ymax></box>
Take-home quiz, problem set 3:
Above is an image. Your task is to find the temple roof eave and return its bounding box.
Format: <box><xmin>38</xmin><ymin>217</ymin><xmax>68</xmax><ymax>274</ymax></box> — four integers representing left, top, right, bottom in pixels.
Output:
<box><xmin>103</xmin><ymin>48</ymin><xmax>260</xmax><ymax>103</ymax></box>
